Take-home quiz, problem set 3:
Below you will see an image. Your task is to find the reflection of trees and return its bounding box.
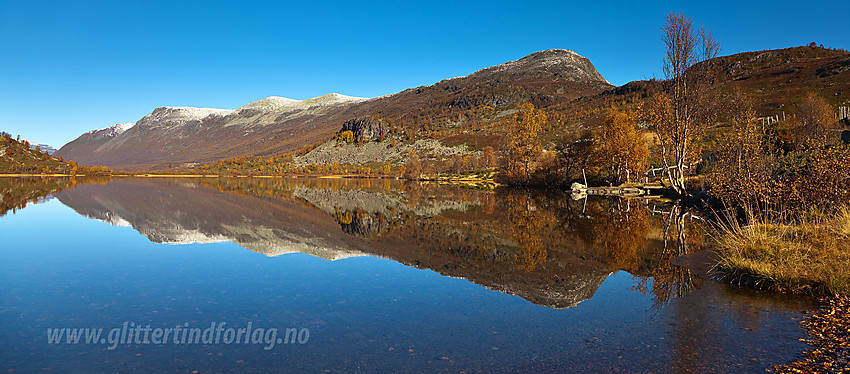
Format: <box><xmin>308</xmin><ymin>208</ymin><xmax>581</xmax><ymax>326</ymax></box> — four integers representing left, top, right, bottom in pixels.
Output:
<box><xmin>192</xmin><ymin>176</ymin><xmax>709</xmax><ymax>307</ymax></box>
<box><xmin>591</xmin><ymin>199</ymin><xmax>649</xmax><ymax>272</ymax></box>
<box><xmin>505</xmin><ymin>192</ymin><xmax>552</xmax><ymax>271</ymax></box>
<box><xmin>567</xmin><ymin>197</ymin><xmax>707</xmax><ymax>309</ymax></box>
<box><xmin>564</xmin><ymin>197</ymin><xmax>651</xmax><ymax>273</ymax></box>
<box><xmin>636</xmin><ymin>205</ymin><xmax>704</xmax><ymax>309</ymax></box>
<box><xmin>401</xmin><ymin>181</ymin><xmax>422</xmax><ymax>209</ymax></box>
<box><xmin>51</xmin><ymin>175</ymin><xmax>726</xmax><ymax>310</ymax></box>
<box><xmin>333</xmin><ymin>208</ymin><xmax>387</xmax><ymax>237</ymax></box>
<box><xmin>1</xmin><ymin>176</ymin><xmax>110</xmax><ymax>216</ymax></box>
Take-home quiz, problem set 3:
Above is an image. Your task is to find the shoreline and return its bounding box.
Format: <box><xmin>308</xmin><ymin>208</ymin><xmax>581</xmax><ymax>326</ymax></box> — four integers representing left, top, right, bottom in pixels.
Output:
<box><xmin>0</xmin><ymin>173</ymin><xmax>499</xmax><ymax>183</ymax></box>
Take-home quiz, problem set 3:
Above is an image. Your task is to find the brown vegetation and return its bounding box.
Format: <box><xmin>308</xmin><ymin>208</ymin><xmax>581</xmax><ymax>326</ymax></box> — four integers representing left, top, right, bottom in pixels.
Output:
<box><xmin>708</xmin><ymin>92</ymin><xmax>849</xmax><ymax>211</ymax></box>
<box><xmin>776</xmin><ymin>296</ymin><xmax>850</xmax><ymax>373</ymax></box>
<box><xmin>714</xmin><ymin>206</ymin><xmax>850</xmax><ymax>296</ymax></box>
<box><xmin>0</xmin><ymin>132</ymin><xmax>112</xmax><ymax>175</ymax></box>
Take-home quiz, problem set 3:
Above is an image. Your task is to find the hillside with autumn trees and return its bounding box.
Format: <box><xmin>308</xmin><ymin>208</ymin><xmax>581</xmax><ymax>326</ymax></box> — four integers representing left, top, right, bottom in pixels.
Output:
<box><xmin>164</xmin><ymin>40</ymin><xmax>849</xmax><ymax>197</ymax></box>
<box><xmin>48</xmin><ymin>14</ymin><xmax>849</xmax><ymax>207</ymax></box>
<box><xmin>0</xmin><ymin>131</ymin><xmax>112</xmax><ymax>176</ymax></box>
<box><xmin>55</xmin><ymin>49</ymin><xmax>612</xmax><ymax>172</ymax></box>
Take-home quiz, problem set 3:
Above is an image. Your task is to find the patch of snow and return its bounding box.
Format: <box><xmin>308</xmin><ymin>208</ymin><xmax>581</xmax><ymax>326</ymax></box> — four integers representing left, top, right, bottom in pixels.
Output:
<box><xmin>24</xmin><ymin>141</ymin><xmax>57</xmax><ymax>154</ymax></box>
<box><xmin>238</xmin><ymin>93</ymin><xmax>368</xmax><ymax>112</ymax></box>
<box><xmin>133</xmin><ymin>107</ymin><xmax>236</xmax><ymax>129</ymax></box>
<box><xmin>157</xmin><ymin>107</ymin><xmax>235</xmax><ymax>121</ymax></box>
<box><xmin>239</xmin><ymin>96</ymin><xmax>300</xmax><ymax>111</ymax></box>
<box><xmin>159</xmin><ymin>228</ymin><xmax>230</xmax><ymax>245</ymax></box>
<box><xmin>84</xmin><ymin>122</ymin><xmax>136</xmax><ymax>137</ymax></box>
<box><xmin>113</xmin><ymin>122</ymin><xmax>135</xmax><ymax>133</ymax></box>
<box><xmin>83</xmin><ymin>212</ymin><xmax>132</xmax><ymax>227</ymax></box>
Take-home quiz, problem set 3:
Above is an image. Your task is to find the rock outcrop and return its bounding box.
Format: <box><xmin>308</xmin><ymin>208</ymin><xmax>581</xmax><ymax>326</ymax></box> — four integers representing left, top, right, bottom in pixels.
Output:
<box><xmin>339</xmin><ymin>116</ymin><xmax>387</xmax><ymax>142</ymax></box>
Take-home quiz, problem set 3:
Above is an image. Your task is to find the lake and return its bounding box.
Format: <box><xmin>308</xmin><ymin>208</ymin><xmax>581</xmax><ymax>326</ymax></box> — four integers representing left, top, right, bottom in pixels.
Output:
<box><xmin>0</xmin><ymin>177</ymin><xmax>814</xmax><ymax>373</ymax></box>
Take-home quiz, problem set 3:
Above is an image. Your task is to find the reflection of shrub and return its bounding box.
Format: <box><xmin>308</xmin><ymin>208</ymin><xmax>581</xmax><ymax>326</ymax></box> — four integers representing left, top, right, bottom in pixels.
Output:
<box><xmin>335</xmin><ymin>210</ymin><xmax>353</xmax><ymax>225</ymax></box>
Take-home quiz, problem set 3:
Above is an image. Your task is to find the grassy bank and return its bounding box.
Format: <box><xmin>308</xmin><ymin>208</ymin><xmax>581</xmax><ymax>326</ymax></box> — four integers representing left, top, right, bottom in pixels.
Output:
<box><xmin>714</xmin><ymin>206</ymin><xmax>850</xmax><ymax>295</ymax></box>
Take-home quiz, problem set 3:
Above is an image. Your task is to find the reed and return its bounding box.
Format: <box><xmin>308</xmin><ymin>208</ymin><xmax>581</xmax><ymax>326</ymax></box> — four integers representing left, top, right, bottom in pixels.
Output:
<box><xmin>714</xmin><ymin>205</ymin><xmax>850</xmax><ymax>295</ymax></box>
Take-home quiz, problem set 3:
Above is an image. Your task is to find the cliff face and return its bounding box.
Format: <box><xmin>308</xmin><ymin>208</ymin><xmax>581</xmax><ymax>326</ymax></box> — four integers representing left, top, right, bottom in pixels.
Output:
<box><xmin>55</xmin><ymin>50</ymin><xmax>612</xmax><ymax>171</ymax></box>
<box><xmin>339</xmin><ymin>117</ymin><xmax>387</xmax><ymax>142</ymax></box>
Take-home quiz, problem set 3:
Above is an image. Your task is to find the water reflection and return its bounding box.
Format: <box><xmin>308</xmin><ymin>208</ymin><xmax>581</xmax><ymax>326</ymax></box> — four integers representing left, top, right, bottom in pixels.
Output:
<box><xmin>0</xmin><ymin>177</ymin><xmax>816</xmax><ymax>373</ymax></box>
<box><xmin>0</xmin><ymin>176</ymin><xmax>110</xmax><ymax>216</ymax></box>
<box><xmin>634</xmin><ymin>204</ymin><xmax>705</xmax><ymax>310</ymax></box>
<box><xmin>50</xmin><ymin>177</ymin><xmax>708</xmax><ymax>310</ymax></box>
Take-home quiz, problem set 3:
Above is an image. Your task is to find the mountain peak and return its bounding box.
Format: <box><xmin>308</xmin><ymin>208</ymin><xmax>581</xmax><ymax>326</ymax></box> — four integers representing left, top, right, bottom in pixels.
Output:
<box><xmin>84</xmin><ymin>122</ymin><xmax>135</xmax><ymax>135</ymax></box>
<box><xmin>239</xmin><ymin>96</ymin><xmax>300</xmax><ymax>111</ymax></box>
<box><xmin>56</xmin><ymin>52</ymin><xmax>609</xmax><ymax>170</ymax></box>
<box><xmin>303</xmin><ymin>93</ymin><xmax>368</xmax><ymax>106</ymax></box>
<box><xmin>82</xmin><ymin>122</ymin><xmax>136</xmax><ymax>140</ymax></box>
<box><xmin>471</xmin><ymin>49</ymin><xmax>611</xmax><ymax>85</ymax></box>
<box><xmin>526</xmin><ymin>48</ymin><xmax>581</xmax><ymax>57</ymax></box>
<box><xmin>150</xmin><ymin>107</ymin><xmax>235</xmax><ymax>120</ymax></box>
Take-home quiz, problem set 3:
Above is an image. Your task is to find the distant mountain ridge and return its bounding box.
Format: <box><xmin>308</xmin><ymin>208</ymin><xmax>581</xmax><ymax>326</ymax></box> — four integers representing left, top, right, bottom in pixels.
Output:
<box><xmin>55</xmin><ymin>49</ymin><xmax>612</xmax><ymax>171</ymax></box>
<box><xmin>55</xmin><ymin>45</ymin><xmax>849</xmax><ymax>172</ymax></box>
<box><xmin>28</xmin><ymin>142</ymin><xmax>57</xmax><ymax>155</ymax></box>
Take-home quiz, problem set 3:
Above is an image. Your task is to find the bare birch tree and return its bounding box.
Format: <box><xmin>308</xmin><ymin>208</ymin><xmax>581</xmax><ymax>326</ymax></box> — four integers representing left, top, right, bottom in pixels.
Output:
<box><xmin>645</xmin><ymin>13</ymin><xmax>720</xmax><ymax>195</ymax></box>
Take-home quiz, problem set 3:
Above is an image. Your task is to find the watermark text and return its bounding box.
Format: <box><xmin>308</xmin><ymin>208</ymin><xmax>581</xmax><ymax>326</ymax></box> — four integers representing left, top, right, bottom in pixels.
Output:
<box><xmin>46</xmin><ymin>322</ymin><xmax>309</xmax><ymax>350</ymax></box>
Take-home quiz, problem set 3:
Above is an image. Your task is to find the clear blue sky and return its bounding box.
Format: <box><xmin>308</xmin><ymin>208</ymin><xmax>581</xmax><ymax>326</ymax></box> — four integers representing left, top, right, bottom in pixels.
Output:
<box><xmin>1</xmin><ymin>0</ymin><xmax>847</xmax><ymax>147</ymax></box>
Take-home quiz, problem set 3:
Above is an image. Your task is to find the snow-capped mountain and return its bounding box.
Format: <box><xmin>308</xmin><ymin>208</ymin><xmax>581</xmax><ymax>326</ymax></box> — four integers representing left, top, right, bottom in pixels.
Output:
<box><xmin>27</xmin><ymin>142</ymin><xmax>58</xmax><ymax>155</ymax></box>
<box><xmin>55</xmin><ymin>49</ymin><xmax>612</xmax><ymax>171</ymax></box>
<box><xmin>83</xmin><ymin>123</ymin><xmax>136</xmax><ymax>140</ymax></box>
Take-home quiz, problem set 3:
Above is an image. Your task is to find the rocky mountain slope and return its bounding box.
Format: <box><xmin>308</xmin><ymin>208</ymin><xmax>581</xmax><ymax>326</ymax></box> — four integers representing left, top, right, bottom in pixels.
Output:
<box><xmin>56</xmin><ymin>94</ymin><xmax>368</xmax><ymax>171</ymax></box>
<box><xmin>56</xmin><ymin>46</ymin><xmax>849</xmax><ymax>172</ymax></box>
<box><xmin>55</xmin><ymin>49</ymin><xmax>612</xmax><ymax>171</ymax></box>
<box><xmin>561</xmin><ymin>45</ymin><xmax>850</xmax><ymax>122</ymax></box>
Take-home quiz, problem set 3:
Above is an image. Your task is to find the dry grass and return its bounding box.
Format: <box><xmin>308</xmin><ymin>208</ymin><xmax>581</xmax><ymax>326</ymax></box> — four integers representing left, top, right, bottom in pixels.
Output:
<box><xmin>714</xmin><ymin>205</ymin><xmax>850</xmax><ymax>295</ymax></box>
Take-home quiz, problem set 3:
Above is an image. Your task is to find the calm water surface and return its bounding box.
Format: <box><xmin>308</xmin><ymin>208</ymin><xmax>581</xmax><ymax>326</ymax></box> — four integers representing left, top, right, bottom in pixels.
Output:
<box><xmin>0</xmin><ymin>177</ymin><xmax>813</xmax><ymax>373</ymax></box>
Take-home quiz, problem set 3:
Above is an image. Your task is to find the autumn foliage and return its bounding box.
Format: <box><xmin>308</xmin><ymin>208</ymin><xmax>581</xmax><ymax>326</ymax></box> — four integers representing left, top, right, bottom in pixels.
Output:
<box><xmin>598</xmin><ymin>111</ymin><xmax>648</xmax><ymax>184</ymax></box>
<box><xmin>0</xmin><ymin>132</ymin><xmax>112</xmax><ymax>175</ymax></box>
<box><xmin>498</xmin><ymin>103</ymin><xmax>546</xmax><ymax>185</ymax></box>
<box><xmin>708</xmin><ymin>92</ymin><xmax>849</xmax><ymax>211</ymax></box>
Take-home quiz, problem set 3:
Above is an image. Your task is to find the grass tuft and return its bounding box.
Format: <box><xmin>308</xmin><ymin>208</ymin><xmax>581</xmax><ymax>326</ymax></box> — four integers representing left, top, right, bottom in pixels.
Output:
<box><xmin>714</xmin><ymin>205</ymin><xmax>850</xmax><ymax>296</ymax></box>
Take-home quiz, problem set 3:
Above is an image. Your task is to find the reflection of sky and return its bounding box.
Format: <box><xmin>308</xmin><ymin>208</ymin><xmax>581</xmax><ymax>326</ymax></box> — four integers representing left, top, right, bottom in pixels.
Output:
<box><xmin>0</xmin><ymin>199</ymin><xmax>811</xmax><ymax>373</ymax></box>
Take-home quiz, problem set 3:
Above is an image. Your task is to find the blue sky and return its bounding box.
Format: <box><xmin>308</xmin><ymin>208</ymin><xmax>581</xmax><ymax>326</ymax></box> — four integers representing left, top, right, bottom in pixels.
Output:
<box><xmin>1</xmin><ymin>0</ymin><xmax>847</xmax><ymax>147</ymax></box>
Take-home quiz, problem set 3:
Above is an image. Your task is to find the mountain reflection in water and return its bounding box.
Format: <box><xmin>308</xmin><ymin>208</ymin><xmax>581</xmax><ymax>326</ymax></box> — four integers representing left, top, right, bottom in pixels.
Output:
<box><xmin>50</xmin><ymin>177</ymin><xmax>704</xmax><ymax>310</ymax></box>
<box><xmin>1</xmin><ymin>176</ymin><xmax>817</xmax><ymax>373</ymax></box>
